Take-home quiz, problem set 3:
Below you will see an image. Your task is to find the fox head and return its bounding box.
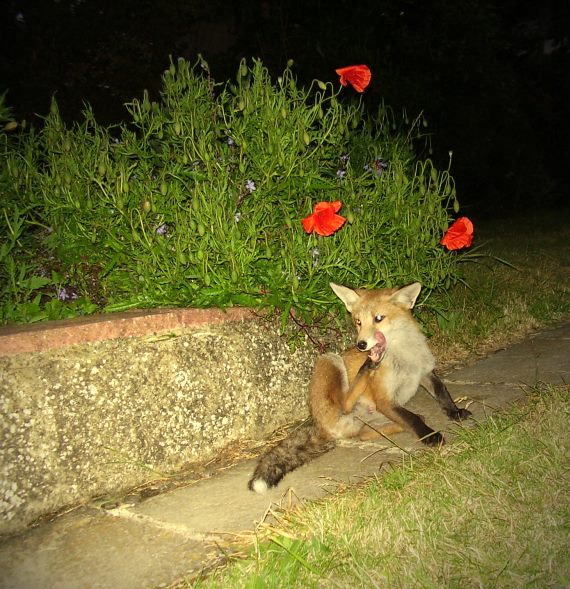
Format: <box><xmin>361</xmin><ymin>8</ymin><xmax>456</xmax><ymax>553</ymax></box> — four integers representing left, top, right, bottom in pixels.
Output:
<box><xmin>330</xmin><ymin>282</ymin><xmax>422</xmax><ymax>352</ymax></box>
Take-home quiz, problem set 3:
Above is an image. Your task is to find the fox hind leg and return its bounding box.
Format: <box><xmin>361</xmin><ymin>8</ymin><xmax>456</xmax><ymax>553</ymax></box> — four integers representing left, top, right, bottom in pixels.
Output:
<box><xmin>359</xmin><ymin>421</ymin><xmax>405</xmax><ymax>441</ymax></box>
<box><xmin>372</xmin><ymin>399</ymin><xmax>444</xmax><ymax>446</ymax></box>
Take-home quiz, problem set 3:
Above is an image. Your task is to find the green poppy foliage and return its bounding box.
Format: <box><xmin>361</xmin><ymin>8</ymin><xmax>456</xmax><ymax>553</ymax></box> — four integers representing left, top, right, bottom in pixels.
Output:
<box><xmin>1</xmin><ymin>57</ymin><xmax>462</xmax><ymax>326</ymax></box>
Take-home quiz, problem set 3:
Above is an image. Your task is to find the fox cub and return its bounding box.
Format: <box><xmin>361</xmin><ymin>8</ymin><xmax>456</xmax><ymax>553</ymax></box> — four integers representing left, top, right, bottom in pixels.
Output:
<box><xmin>248</xmin><ymin>282</ymin><xmax>471</xmax><ymax>493</ymax></box>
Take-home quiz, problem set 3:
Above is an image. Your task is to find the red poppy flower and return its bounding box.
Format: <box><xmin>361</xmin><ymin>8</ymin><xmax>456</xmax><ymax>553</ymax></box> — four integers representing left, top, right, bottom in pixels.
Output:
<box><xmin>301</xmin><ymin>201</ymin><xmax>346</xmax><ymax>237</ymax></box>
<box><xmin>335</xmin><ymin>65</ymin><xmax>372</xmax><ymax>93</ymax></box>
<box><xmin>440</xmin><ymin>217</ymin><xmax>474</xmax><ymax>250</ymax></box>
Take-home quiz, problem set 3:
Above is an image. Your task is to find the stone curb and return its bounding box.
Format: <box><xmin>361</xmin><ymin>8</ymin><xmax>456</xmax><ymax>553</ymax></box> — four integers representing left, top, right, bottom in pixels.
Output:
<box><xmin>0</xmin><ymin>307</ymin><xmax>254</xmax><ymax>357</ymax></box>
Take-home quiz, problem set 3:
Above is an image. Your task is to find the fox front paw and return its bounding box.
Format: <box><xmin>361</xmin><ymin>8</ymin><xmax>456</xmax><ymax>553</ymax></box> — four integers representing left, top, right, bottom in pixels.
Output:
<box><xmin>365</xmin><ymin>342</ymin><xmax>385</xmax><ymax>368</ymax></box>
<box><xmin>363</xmin><ymin>354</ymin><xmax>382</xmax><ymax>370</ymax></box>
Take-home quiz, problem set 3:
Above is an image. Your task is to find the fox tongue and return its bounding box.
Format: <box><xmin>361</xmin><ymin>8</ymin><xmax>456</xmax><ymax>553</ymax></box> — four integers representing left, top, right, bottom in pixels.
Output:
<box><xmin>368</xmin><ymin>331</ymin><xmax>386</xmax><ymax>363</ymax></box>
<box><xmin>375</xmin><ymin>331</ymin><xmax>386</xmax><ymax>346</ymax></box>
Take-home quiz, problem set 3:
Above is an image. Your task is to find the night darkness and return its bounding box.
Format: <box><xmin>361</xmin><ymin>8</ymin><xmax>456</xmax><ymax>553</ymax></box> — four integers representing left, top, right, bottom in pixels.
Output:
<box><xmin>1</xmin><ymin>0</ymin><xmax>569</xmax><ymax>218</ymax></box>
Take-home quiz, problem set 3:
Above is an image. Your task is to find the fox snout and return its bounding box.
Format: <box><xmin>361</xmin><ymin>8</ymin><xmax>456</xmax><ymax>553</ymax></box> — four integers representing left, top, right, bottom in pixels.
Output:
<box><xmin>356</xmin><ymin>331</ymin><xmax>386</xmax><ymax>352</ymax></box>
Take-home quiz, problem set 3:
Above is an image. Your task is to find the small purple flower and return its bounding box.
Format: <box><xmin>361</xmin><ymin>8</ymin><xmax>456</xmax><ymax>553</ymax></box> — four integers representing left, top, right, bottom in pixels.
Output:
<box><xmin>337</xmin><ymin>155</ymin><xmax>349</xmax><ymax>180</ymax></box>
<box><xmin>156</xmin><ymin>223</ymin><xmax>168</xmax><ymax>235</ymax></box>
<box><xmin>311</xmin><ymin>247</ymin><xmax>320</xmax><ymax>267</ymax></box>
<box><xmin>57</xmin><ymin>287</ymin><xmax>78</xmax><ymax>301</ymax></box>
<box><xmin>245</xmin><ymin>180</ymin><xmax>256</xmax><ymax>193</ymax></box>
<box><xmin>366</xmin><ymin>158</ymin><xmax>388</xmax><ymax>176</ymax></box>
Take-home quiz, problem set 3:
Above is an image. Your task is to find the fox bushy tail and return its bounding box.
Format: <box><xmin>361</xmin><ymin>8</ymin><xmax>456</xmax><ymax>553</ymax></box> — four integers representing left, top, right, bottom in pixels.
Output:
<box><xmin>248</xmin><ymin>423</ymin><xmax>335</xmax><ymax>493</ymax></box>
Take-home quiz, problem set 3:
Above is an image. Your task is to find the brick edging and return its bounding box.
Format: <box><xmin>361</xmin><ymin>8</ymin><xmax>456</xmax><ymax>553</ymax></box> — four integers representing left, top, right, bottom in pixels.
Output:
<box><xmin>0</xmin><ymin>307</ymin><xmax>254</xmax><ymax>357</ymax></box>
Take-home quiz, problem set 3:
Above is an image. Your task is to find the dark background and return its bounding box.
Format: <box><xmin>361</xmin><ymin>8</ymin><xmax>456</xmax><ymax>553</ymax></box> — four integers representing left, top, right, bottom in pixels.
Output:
<box><xmin>1</xmin><ymin>0</ymin><xmax>569</xmax><ymax>218</ymax></box>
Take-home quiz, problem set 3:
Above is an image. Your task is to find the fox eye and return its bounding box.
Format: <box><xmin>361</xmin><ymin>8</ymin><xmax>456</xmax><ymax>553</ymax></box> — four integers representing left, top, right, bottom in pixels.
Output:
<box><xmin>374</xmin><ymin>314</ymin><xmax>384</xmax><ymax>323</ymax></box>
<box><xmin>355</xmin><ymin>318</ymin><xmax>362</xmax><ymax>326</ymax></box>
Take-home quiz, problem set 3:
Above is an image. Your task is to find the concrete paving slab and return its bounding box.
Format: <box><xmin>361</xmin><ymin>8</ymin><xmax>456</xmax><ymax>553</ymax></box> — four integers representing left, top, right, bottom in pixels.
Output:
<box><xmin>0</xmin><ymin>323</ymin><xmax>568</xmax><ymax>589</ymax></box>
<box><xmin>0</xmin><ymin>508</ymin><xmax>216</xmax><ymax>589</ymax></box>
<box><xmin>445</xmin><ymin>325</ymin><xmax>570</xmax><ymax>386</ymax></box>
<box><xmin>131</xmin><ymin>444</ymin><xmax>408</xmax><ymax>535</ymax></box>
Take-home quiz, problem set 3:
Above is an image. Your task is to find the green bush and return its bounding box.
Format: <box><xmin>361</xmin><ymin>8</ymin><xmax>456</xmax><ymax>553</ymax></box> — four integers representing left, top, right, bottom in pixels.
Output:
<box><xmin>0</xmin><ymin>57</ymin><xmax>463</xmax><ymax>327</ymax></box>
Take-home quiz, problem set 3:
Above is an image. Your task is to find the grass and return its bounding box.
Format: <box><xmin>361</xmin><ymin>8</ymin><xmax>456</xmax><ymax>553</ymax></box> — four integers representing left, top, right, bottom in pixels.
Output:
<box><xmin>173</xmin><ymin>212</ymin><xmax>570</xmax><ymax>588</ymax></box>
<box><xmin>187</xmin><ymin>384</ymin><xmax>570</xmax><ymax>588</ymax></box>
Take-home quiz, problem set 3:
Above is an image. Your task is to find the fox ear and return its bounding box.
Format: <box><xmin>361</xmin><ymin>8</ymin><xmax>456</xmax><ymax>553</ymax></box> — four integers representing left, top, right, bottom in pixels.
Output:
<box><xmin>390</xmin><ymin>282</ymin><xmax>422</xmax><ymax>309</ymax></box>
<box><xmin>330</xmin><ymin>282</ymin><xmax>361</xmax><ymax>312</ymax></box>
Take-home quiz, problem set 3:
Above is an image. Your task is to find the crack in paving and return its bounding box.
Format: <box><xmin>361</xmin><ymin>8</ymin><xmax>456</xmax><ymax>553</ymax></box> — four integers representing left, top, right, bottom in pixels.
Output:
<box><xmin>105</xmin><ymin>505</ymin><xmax>223</xmax><ymax>544</ymax></box>
<box><xmin>444</xmin><ymin>378</ymin><xmax>538</xmax><ymax>387</ymax></box>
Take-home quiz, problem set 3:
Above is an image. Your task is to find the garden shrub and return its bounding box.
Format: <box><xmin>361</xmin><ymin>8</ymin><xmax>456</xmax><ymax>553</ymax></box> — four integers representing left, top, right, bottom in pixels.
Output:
<box><xmin>0</xmin><ymin>57</ymin><xmax>464</xmax><ymax>327</ymax></box>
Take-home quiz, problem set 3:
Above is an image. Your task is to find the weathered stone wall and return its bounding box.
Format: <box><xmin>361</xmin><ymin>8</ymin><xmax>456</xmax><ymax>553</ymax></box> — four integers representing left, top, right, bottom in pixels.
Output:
<box><xmin>0</xmin><ymin>319</ymin><xmax>316</xmax><ymax>536</ymax></box>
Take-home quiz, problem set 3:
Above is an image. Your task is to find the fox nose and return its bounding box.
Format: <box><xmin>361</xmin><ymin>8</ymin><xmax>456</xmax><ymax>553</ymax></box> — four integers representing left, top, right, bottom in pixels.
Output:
<box><xmin>357</xmin><ymin>340</ymin><xmax>368</xmax><ymax>351</ymax></box>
